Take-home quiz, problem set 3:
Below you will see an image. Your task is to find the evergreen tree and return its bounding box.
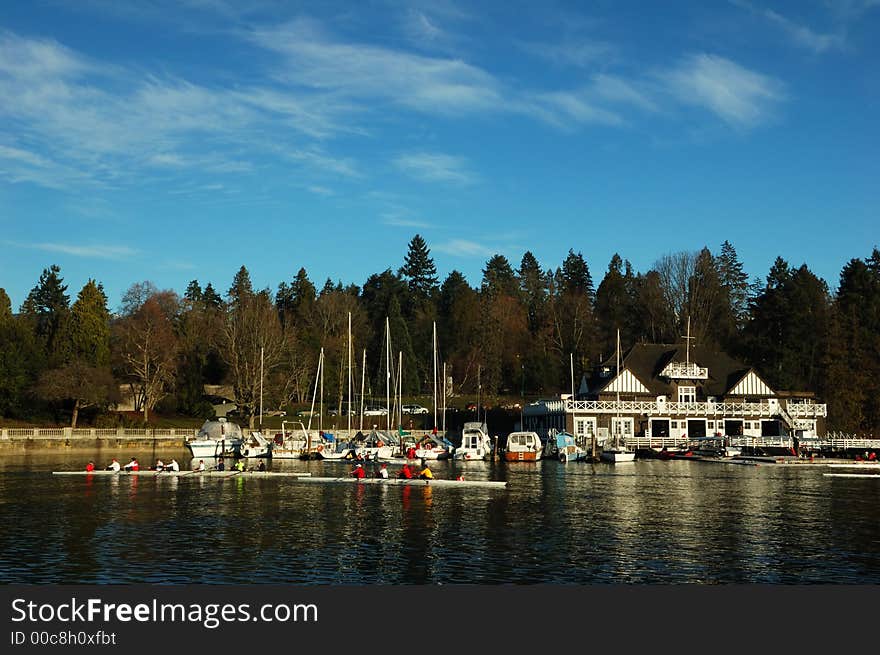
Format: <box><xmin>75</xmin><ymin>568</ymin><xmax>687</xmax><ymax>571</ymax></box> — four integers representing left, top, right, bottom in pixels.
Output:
<box><xmin>518</xmin><ymin>251</ymin><xmax>547</xmax><ymax>335</ymax></box>
<box><xmin>184</xmin><ymin>280</ymin><xmax>203</xmax><ymax>308</ymax></box>
<box><xmin>0</xmin><ymin>288</ymin><xmax>42</xmax><ymax>418</ymax></box>
<box><xmin>202</xmin><ymin>282</ymin><xmax>223</xmax><ymax>309</ymax></box>
<box><xmin>20</xmin><ymin>264</ymin><xmax>70</xmax><ymax>362</ymax></box>
<box><xmin>561</xmin><ymin>249</ymin><xmax>595</xmax><ymax>300</ymax></box>
<box><xmin>228</xmin><ymin>266</ymin><xmax>254</xmax><ymax>305</ymax></box>
<box><xmin>399</xmin><ymin>234</ymin><xmax>439</xmax><ymax>303</ymax></box>
<box><xmin>717</xmin><ymin>240</ymin><xmax>750</xmax><ymax>329</ymax></box>
<box><xmin>595</xmin><ymin>254</ymin><xmax>631</xmax><ymax>358</ymax></box>
<box><xmin>67</xmin><ymin>279</ymin><xmax>112</xmax><ymax>367</ymax></box>
<box><xmin>481</xmin><ymin>254</ymin><xmax>518</xmax><ymax>299</ymax></box>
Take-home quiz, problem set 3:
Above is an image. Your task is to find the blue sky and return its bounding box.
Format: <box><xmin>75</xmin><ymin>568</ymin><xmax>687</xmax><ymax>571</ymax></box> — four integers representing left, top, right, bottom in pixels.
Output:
<box><xmin>1</xmin><ymin>0</ymin><xmax>878</xmax><ymax>310</ymax></box>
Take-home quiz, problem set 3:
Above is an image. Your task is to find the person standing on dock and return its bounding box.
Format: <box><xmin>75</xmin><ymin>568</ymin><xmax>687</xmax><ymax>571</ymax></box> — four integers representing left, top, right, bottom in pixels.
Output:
<box><xmin>107</xmin><ymin>458</ymin><xmax>121</xmax><ymax>472</ymax></box>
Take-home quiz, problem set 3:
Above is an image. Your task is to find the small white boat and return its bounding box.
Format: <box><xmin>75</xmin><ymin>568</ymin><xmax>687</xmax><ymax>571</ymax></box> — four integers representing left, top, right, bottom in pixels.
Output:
<box><xmin>415</xmin><ymin>435</ymin><xmax>455</xmax><ymax>460</ymax></box>
<box><xmin>454</xmin><ymin>422</ymin><xmax>493</xmax><ymax>461</ymax></box>
<box><xmin>238</xmin><ymin>431</ymin><xmax>272</xmax><ymax>459</ymax></box>
<box><xmin>600</xmin><ymin>447</ymin><xmax>636</xmax><ymax>464</ymax></box>
<box><xmin>186</xmin><ymin>418</ymin><xmax>243</xmax><ymax>459</ymax></box>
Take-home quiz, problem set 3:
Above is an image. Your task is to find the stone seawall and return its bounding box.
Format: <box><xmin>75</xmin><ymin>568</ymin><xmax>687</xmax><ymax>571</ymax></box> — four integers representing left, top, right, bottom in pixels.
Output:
<box><xmin>0</xmin><ymin>427</ymin><xmax>195</xmax><ymax>452</ymax></box>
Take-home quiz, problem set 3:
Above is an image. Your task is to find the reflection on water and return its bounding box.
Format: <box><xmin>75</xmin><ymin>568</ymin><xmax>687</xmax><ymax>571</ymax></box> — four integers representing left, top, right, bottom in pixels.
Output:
<box><xmin>1</xmin><ymin>451</ymin><xmax>880</xmax><ymax>583</ymax></box>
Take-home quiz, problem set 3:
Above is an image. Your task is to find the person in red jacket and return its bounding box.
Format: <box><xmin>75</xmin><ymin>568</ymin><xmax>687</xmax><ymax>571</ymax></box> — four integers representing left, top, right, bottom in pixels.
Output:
<box><xmin>85</xmin><ymin>461</ymin><xmax>95</xmax><ymax>472</ymax></box>
<box><xmin>398</xmin><ymin>464</ymin><xmax>414</xmax><ymax>479</ymax></box>
<box><xmin>350</xmin><ymin>463</ymin><xmax>366</xmax><ymax>479</ymax></box>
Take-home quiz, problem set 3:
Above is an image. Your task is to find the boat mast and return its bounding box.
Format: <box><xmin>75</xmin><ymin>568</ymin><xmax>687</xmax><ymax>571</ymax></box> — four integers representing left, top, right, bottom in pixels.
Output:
<box><xmin>360</xmin><ymin>348</ymin><xmax>366</xmax><ymax>432</ymax></box>
<box><xmin>386</xmin><ymin>316</ymin><xmax>391</xmax><ymax>432</ymax></box>
<box><xmin>347</xmin><ymin>311</ymin><xmax>352</xmax><ymax>438</ymax></box>
<box><xmin>433</xmin><ymin>321</ymin><xmax>438</xmax><ymax>431</ymax></box>
<box><xmin>397</xmin><ymin>351</ymin><xmax>403</xmax><ymax>430</ymax></box>
<box><xmin>259</xmin><ymin>346</ymin><xmax>264</xmax><ymax>429</ymax></box>
<box><xmin>442</xmin><ymin>361</ymin><xmax>447</xmax><ymax>434</ymax></box>
<box><xmin>616</xmin><ymin>329</ymin><xmax>621</xmax><ymax>450</ymax></box>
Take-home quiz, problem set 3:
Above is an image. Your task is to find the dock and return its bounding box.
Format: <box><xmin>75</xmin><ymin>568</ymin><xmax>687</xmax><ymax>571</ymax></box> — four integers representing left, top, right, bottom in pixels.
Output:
<box><xmin>823</xmin><ymin>473</ymin><xmax>880</xmax><ymax>479</ymax></box>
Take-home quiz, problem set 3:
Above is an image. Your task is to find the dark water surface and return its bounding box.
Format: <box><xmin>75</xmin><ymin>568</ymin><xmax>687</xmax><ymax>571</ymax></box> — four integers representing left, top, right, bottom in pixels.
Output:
<box><xmin>2</xmin><ymin>450</ymin><xmax>879</xmax><ymax>584</ymax></box>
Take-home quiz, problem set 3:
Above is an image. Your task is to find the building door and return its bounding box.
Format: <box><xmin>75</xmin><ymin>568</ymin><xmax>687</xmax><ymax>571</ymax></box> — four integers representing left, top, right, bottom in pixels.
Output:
<box><xmin>573</xmin><ymin>416</ymin><xmax>596</xmax><ymax>447</ymax></box>
<box><xmin>651</xmin><ymin>419</ymin><xmax>670</xmax><ymax>438</ymax></box>
<box><xmin>724</xmin><ymin>419</ymin><xmax>743</xmax><ymax>436</ymax></box>
<box><xmin>687</xmin><ymin>419</ymin><xmax>707</xmax><ymax>438</ymax></box>
<box><xmin>761</xmin><ymin>419</ymin><xmax>782</xmax><ymax>437</ymax></box>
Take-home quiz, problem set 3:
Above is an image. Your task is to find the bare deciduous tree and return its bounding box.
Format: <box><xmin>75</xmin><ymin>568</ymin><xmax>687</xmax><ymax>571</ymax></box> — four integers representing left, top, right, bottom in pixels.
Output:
<box><xmin>114</xmin><ymin>292</ymin><xmax>179</xmax><ymax>422</ymax></box>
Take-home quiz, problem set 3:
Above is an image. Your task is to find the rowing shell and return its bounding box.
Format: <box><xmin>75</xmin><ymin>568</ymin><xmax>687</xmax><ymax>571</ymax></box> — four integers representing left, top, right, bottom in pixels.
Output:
<box><xmin>50</xmin><ymin>471</ymin><xmax>505</xmax><ymax>488</ymax></box>
<box><xmin>52</xmin><ymin>471</ymin><xmax>312</xmax><ymax>478</ymax></box>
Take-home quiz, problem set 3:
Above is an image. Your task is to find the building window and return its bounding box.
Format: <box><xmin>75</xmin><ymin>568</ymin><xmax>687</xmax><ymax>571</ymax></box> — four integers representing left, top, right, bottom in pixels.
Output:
<box><xmin>612</xmin><ymin>417</ymin><xmax>633</xmax><ymax>437</ymax></box>
<box><xmin>574</xmin><ymin>417</ymin><xmax>596</xmax><ymax>438</ymax></box>
<box><xmin>671</xmin><ymin>421</ymin><xmax>679</xmax><ymax>429</ymax></box>
<box><xmin>678</xmin><ymin>386</ymin><xmax>696</xmax><ymax>403</ymax></box>
<box><xmin>708</xmin><ymin>421</ymin><xmax>715</xmax><ymax>430</ymax></box>
<box><xmin>745</xmin><ymin>422</ymin><xmax>752</xmax><ymax>429</ymax></box>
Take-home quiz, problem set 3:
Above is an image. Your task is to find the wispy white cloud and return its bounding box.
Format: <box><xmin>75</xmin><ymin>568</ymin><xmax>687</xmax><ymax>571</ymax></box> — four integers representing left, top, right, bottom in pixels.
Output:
<box><xmin>381</xmin><ymin>214</ymin><xmax>432</xmax><ymax>229</ymax></box>
<box><xmin>248</xmin><ymin>19</ymin><xmax>504</xmax><ymax>115</ymax></box>
<box><xmin>659</xmin><ymin>54</ymin><xmax>784</xmax><ymax>128</ymax></box>
<box><xmin>393</xmin><ymin>152</ymin><xmax>475</xmax><ymax>184</ymax></box>
<box><xmin>591</xmin><ymin>74</ymin><xmax>658</xmax><ymax>112</ymax></box>
<box><xmin>517</xmin><ymin>39</ymin><xmax>616</xmax><ymax>68</ymax></box>
<box><xmin>8</xmin><ymin>240</ymin><xmax>138</xmax><ymax>260</ymax></box>
<box><xmin>733</xmin><ymin>1</ymin><xmax>846</xmax><ymax>53</ymax></box>
<box><xmin>433</xmin><ymin>238</ymin><xmax>493</xmax><ymax>257</ymax></box>
<box><xmin>308</xmin><ymin>185</ymin><xmax>334</xmax><ymax>196</ymax></box>
<box><xmin>0</xmin><ymin>30</ymin><xmax>356</xmax><ymax>192</ymax></box>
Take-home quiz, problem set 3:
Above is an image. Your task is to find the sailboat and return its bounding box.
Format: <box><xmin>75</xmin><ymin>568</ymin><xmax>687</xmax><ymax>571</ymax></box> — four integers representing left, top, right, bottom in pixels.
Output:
<box><xmin>415</xmin><ymin>322</ymin><xmax>455</xmax><ymax>460</ymax></box>
<box><xmin>600</xmin><ymin>329</ymin><xmax>636</xmax><ymax>464</ymax></box>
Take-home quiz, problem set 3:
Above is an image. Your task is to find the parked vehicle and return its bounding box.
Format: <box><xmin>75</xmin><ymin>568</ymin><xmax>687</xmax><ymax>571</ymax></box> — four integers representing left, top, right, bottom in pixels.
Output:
<box><xmin>364</xmin><ymin>406</ymin><xmax>388</xmax><ymax>416</ymax></box>
<box><xmin>402</xmin><ymin>404</ymin><xmax>429</xmax><ymax>414</ymax></box>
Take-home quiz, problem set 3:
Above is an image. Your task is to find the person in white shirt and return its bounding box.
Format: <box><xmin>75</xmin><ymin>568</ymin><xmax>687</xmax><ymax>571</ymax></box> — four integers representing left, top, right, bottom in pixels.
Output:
<box><xmin>167</xmin><ymin>459</ymin><xmax>180</xmax><ymax>472</ymax></box>
<box><xmin>378</xmin><ymin>463</ymin><xmax>389</xmax><ymax>479</ymax></box>
<box><xmin>107</xmin><ymin>458</ymin><xmax>121</xmax><ymax>472</ymax></box>
<box><xmin>197</xmin><ymin>460</ymin><xmax>206</xmax><ymax>472</ymax></box>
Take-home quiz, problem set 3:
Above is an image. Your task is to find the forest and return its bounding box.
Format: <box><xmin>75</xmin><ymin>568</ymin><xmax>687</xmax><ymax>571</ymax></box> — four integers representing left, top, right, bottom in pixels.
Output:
<box><xmin>1</xmin><ymin>235</ymin><xmax>879</xmax><ymax>435</ymax></box>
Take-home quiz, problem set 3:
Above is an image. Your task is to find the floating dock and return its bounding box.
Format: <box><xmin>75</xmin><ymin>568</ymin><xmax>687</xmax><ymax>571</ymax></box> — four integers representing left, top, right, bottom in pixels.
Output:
<box><xmin>50</xmin><ymin>470</ymin><xmax>506</xmax><ymax>488</ymax></box>
<box><xmin>823</xmin><ymin>473</ymin><xmax>880</xmax><ymax>479</ymax></box>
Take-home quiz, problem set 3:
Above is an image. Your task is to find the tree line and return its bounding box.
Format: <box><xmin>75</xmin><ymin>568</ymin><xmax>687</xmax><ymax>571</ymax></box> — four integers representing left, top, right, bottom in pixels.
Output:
<box><xmin>1</xmin><ymin>236</ymin><xmax>879</xmax><ymax>434</ymax></box>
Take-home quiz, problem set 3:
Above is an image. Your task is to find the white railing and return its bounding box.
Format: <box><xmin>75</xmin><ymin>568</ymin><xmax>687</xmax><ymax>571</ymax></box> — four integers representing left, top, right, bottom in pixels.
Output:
<box><xmin>660</xmin><ymin>362</ymin><xmax>708</xmax><ymax>379</ymax></box>
<box><xmin>0</xmin><ymin>427</ymin><xmax>199</xmax><ymax>440</ymax></box>
<box><xmin>565</xmin><ymin>399</ymin><xmax>827</xmax><ymax>417</ymax></box>
<box><xmin>787</xmin><ymin>404</ymin><xmax>828</xmax><ymax>418</ymax></box>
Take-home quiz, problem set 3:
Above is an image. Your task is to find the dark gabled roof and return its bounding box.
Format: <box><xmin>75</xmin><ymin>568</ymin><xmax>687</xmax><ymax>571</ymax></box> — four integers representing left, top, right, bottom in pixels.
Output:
<box><xmin>585</xmin><ymin>343</ymin><xmax>761</xmax><ymax>398</ymax></box>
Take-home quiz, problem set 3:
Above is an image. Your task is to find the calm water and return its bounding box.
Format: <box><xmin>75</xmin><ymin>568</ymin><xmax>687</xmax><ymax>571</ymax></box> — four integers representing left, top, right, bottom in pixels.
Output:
<box><xmin>1</xmin><ymin>450</ymin><xmax>879</xmax><ymax>584</ymax></box>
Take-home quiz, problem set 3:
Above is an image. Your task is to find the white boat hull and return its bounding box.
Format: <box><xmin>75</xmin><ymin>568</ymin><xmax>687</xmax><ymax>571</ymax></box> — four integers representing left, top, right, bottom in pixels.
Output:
<box><xmin>601</xmin><ymin>450</ymin><xmax>636</xmax><ymax>463</ymax></box>
<box><xmin>186</xmin><ymin>439</ymin><xmax>241</xmax><ymax>459</ymax></box>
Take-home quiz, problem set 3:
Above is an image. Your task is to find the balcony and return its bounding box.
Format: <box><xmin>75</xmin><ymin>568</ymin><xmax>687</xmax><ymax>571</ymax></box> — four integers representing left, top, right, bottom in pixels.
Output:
<box><xmin>660</xmin><ymin>361</ymin><xmax>708</xmax><ymax>379</ymax></box>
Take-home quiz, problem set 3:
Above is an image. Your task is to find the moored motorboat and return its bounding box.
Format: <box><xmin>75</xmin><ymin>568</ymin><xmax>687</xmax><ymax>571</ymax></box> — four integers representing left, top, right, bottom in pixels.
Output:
<box><xmin>185</xmin><ymin>418</ymin><xmax>244</xmax><ymax>459</ymax></box>
<box><xmin>546</xmin><ymin>430</ymin><xmax>588</xmax><ymax>462</ymax></box>
<box><xmin>503</xmin><ymin>431</ymin><xmax>543</xmax><ymax>461</ymax></box>
<box><xmin>453</xmin><ymin>422</ymin><xmax>493</xmax><ymax>461</ymax></box>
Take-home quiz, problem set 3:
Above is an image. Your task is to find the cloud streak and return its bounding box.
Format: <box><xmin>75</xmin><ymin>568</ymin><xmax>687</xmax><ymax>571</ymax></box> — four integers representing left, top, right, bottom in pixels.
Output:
<box><xmin>7</xmin><ymin>240</ymin><xmax>138</xmax><ymax>260</ymax></box>
<box><xmin>393</xmin><ymin>152</ymin><xmax>475</xmax><ymax>184</ymax></box>
<box><xmin>659</xmin><ymin>54</ymin><xmax>784</xmax><ymax>128</ymax></box>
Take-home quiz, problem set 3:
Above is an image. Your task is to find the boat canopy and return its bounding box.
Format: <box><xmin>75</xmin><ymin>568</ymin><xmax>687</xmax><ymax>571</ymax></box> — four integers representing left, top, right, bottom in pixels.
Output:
<box><xmin>555</xmin><ymin>432</ymin><xmax>576</xmax><ymax>450</ymax></box>
<box><xmin>197</xmin><ymin>418</ymin><xmax>243</xmax><ymax>440</ymax></box>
